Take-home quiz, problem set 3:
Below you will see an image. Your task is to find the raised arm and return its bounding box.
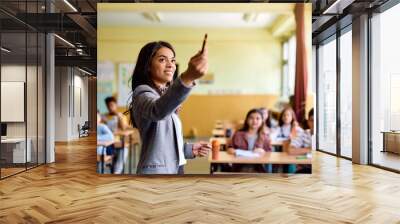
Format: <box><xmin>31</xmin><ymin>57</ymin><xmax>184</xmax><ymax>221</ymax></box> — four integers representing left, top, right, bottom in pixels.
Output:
<box><xmin>133</xmin><ymin>77</ymin><xmax>194</xmax><ymax>121</ymax></box>
<box><xmin>133</xmin><ymin>39</ymin><xmax>208</xmax><ymax>122</ymax></box>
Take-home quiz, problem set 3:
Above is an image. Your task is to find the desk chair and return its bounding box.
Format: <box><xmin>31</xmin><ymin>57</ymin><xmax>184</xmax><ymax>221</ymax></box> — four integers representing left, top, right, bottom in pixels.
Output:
<box><xmin>78</xmin><ymin>121</ymin><xmax>90</xmax><ymax>138</ymax></box>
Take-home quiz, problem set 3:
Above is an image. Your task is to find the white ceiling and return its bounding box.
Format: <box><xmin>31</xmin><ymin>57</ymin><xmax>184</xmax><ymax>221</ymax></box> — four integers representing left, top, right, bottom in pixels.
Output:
<box><xmin>98</xmin><ymin>12</ymin><xmax>279</xmax><ymax>28</ymax></box>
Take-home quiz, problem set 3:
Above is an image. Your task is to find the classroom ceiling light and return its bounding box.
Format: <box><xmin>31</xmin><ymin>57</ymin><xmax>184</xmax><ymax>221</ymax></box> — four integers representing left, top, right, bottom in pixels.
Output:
<box><xmin>1</xmin><ymin>47</ymin><xmax>11</xmax><ymax>53</ymax></box>
<box><xmin>54</xmin><ymin>34</ymin><xmax>75</xmax><ymax>48</ymax></box>
<box><xmin>142</xmin><ymin>12</ymin><xmax>162</xmax><ymax>22</ymax></box>
<box><xmin>63</xmin><ymin>0</ymin><xmax>78</xmax><ymax>12</ymax></box>
<box><xmin>243</xmin><ymin>13</ymin><xmax>258</xmax><ymax>23</ymax></box>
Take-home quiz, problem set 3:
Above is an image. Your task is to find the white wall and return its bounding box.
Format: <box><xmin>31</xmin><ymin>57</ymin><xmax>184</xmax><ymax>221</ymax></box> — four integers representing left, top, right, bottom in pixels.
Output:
<box><xmin>72</xmin><ymin>73</ymin><xmax>89</xmax><ymax>138</ymax></box>
<box><xmin>99</xmin><ymin>27</ymin><xmax>283</xmax><ymax>95</ymax></box>
<box><xmin>54</xmin><ymin>67</ymin><xmax>89</xmax><ymax>141</ymax></box>
<box><xmin>54</xmin><ymin>66</ymin><xmax>69</xmax><ymax>141</ymax></box>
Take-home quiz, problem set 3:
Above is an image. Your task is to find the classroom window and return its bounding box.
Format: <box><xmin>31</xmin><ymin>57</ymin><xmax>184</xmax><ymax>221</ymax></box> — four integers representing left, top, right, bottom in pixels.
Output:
<box><xmin>281</xmin><ymin>35</ymin><xmax>296</xmax><ymax>99</ymax></box>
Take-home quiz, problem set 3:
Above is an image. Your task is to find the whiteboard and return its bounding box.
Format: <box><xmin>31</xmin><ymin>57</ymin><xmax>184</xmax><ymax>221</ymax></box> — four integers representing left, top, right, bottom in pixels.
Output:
<box><xmin>1</xmin><ymin>82</ymin><xmax>25</xmax><ymax>122</ymax></box>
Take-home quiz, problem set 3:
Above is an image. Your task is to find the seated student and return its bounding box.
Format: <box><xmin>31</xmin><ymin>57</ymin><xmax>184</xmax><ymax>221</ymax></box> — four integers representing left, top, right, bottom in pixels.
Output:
<box><xmin>97</xmin><ymin>111</ymin><xmax>114</xmax><ymax>174</ymax></box>
<box><xmin>227</xmin><ymin>109</ymin><xmax>271</xmax><ymax>172</ymax></box>
<box><xmin>102</xmin><ymin>96</ymin><xmax>129</xmax><ymax>132</ymax></box>
<box><xmin>271</xmin><ymin>107</ymin><xmax>303</xmax><ymax>143</ymax></box>
<box><xmin>259</xmin><ymin>107</ymin><xmax>279</xmax><ymax>132</ymax></box>
<box><xmin>102</xmin><ymin>96</ymin><xmax>130</xmax><ymax>174</ymax></box>
<box><xmin>287</xmin><ymin>108</ymin><xmax>314</xmax><ymax>174</ymax></box>
<box><xmin>269</xmin><ymin>107</ymin><xmax>303</xmax><ymax>172</ymax></box>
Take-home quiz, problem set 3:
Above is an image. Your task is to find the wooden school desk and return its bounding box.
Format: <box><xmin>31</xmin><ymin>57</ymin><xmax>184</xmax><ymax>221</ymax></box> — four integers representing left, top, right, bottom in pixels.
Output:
<box><xmin>208</xmin><ymin>151</ymin><xmax>311</xmax><ymax>174</ymax></box>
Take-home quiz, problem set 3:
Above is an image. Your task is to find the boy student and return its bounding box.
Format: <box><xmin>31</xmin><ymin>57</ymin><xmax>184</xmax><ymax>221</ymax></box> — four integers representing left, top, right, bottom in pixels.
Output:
<box><xmin>102</xmin><ymin>96</ymin><xmax>129</xmax><ymax>174</ymax></box>
<box><xmin>102</xmin><ymin>96</ymin><xmax>129</xmax><ymax>132</ymax></box>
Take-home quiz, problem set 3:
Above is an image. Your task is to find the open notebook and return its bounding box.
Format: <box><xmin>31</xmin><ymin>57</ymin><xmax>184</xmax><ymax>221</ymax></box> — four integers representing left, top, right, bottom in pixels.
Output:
<box><xmin>235</xmin><ymin>149</ymin><xmax>261</xmax><ymax>158</ymax></box>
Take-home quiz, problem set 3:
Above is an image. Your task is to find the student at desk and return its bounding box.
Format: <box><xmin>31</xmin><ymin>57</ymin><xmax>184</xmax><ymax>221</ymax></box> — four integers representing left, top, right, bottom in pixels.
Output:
<box><xmin>102</xmin><ymin>96</ymin><xmax>130</xmax><ymax>174</ymax></box>
<box><xmin>271</xmin><ymin>107</ymin><xmax>303</xmax><ymax>143</ymax></box>
<box><xmin>259</xmin><ymin>107</ymin><xmax>279</xmax><ymax>132</ymax></box>
<box><xmin>97</xmin><ymin>111</ymin><xmax>114</xmax><ymax>174</ymax></box>
<box><xmin>102</xmin><ymin>96</ymin><xmax>129</xmax><ymax>132</ymax></box>
<box><xmin>227</xmin><ymin>109</ymin><xmax>271</xmax><ymax>172</ymax></box>
<box><xmin>268</xmin><ymin>107</ymin><xmax>303</xmax><ymax>172</ymax></box>
<box><xmin>287</xmin><ymin>108</ymin><xmax>314</xmax><ymax>174</ymax></box>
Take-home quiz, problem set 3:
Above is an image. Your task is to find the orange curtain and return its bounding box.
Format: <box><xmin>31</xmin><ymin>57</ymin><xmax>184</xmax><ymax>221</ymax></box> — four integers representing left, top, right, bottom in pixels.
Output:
<box><xmin>294</xmin><ymin>3</ymin><xmax>308</xmax><ymax>123</ymax></box>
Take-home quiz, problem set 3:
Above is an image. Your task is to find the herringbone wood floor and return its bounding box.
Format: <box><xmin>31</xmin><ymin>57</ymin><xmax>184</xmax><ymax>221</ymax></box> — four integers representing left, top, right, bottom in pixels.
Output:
<box><xmin>1</xmin><ymin>135</ymin><xmax>400</xmax><ymax>223</ymax></box>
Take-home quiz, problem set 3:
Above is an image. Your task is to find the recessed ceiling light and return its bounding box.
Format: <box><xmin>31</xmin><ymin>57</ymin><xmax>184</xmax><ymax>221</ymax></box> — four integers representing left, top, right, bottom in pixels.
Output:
<box><xmin>243</xmin><ymin>13</ymin><xmax>258</xmax><ymax>23</ymax></box>
<box><xmin>142</xmin><ymin>12</ymin><xmax>162</xmax><ymax>22</ymax></box>
<box><xmin>1</xmin><ymin>47</ymin><xmax>11</xmax><ymax>53</ymax></box>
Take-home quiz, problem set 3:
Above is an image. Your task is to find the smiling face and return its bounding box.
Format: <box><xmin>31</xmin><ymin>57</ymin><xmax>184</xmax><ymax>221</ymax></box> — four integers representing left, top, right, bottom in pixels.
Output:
<box><xmin>282</xmin><ymin>109</ymin><xmax>293</xmax><ymax>125</ymax></box>
<box><xmin>247</xmin><ymin>112</ymin><xmax>263</xmax><ymax>131</ymax></box>
<box><xmin>149</xmin><ymin>47</ymin><xmax>176</xmax><ymax>86</ymax></box>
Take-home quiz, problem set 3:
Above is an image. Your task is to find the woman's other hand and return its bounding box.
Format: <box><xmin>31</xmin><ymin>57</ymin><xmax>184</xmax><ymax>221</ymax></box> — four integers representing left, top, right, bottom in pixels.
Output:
<box><xmin>192</xmin><ymin>141</ymin><xmax>211</xmax><ymax>157</ymax></box>
<box><xmin>175</xmin><ymin>105</ymin><xmax>182</xmax><ymax>114</ymax></box>
<box><xmin>227</xmin><ymin>147</ymin><xmax>236</xmax><ymax>155</ymax></box>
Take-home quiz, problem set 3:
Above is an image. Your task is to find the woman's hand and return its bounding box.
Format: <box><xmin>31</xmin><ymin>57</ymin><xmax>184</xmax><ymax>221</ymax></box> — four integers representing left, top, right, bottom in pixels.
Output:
<box><xmin>227</xmin><ymin>147</ymin><xmax>236</xmax><ymax>155</ymax></box>
<box><xmin>192</xmin><ymin>141</ymin><xmax>211</xmax><ymax>157</ymax></box>
<box><xmin>181</xmin><ymin>40</ymin><xmax>208</xmax><ymax>85</ymax></box>
<box><xmin>175</xmin><ymin>105</ymin><xmax>182</xmax><ymax>114</ymax></box>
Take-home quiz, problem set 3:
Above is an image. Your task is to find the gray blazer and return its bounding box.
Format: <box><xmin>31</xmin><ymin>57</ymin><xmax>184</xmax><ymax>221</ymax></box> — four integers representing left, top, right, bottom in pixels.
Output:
<box><xmin>132</xmin><ymin>78</ymin><xmax>195</xmax><ymax>174</ymax></box>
